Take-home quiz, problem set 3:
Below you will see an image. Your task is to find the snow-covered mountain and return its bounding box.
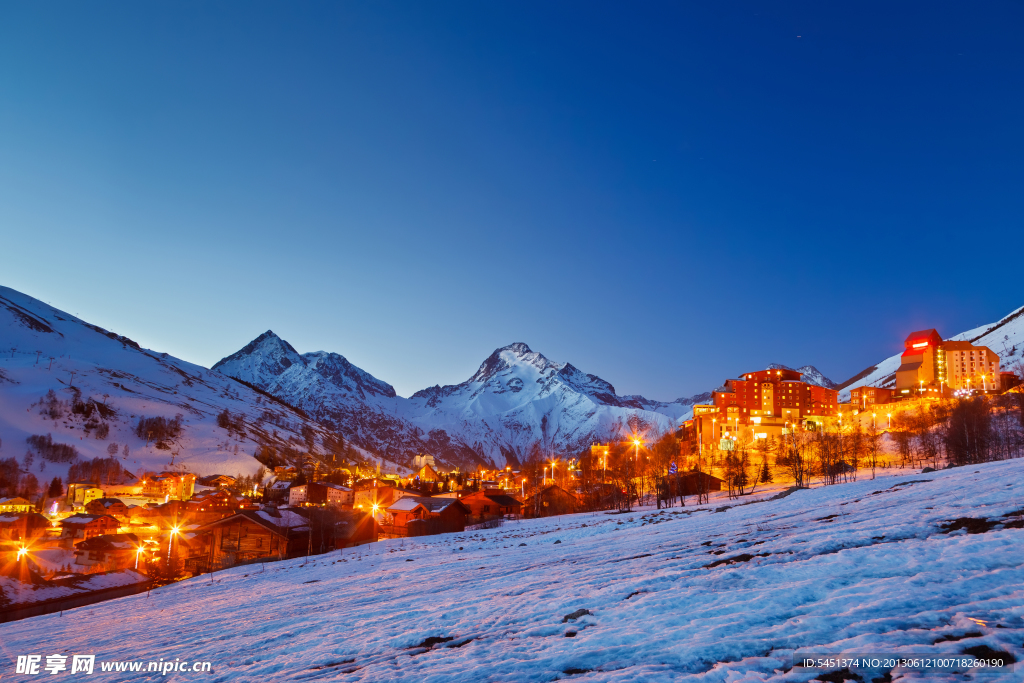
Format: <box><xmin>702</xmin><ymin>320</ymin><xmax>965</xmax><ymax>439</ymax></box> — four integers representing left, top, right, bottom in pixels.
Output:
<box><xmin>0</xmin><ymin>287</ymin><xmax>356</xmax><ymax>488</ymax></box>
<box><xmin>766</xmin><ymin>363</ymin><xmax>838</xmax><ymax>389</ymax></box>
<box><xmin>837</xmin><ymin>304</ymin><xmax>1024</xmax><ymax>400</ymax></box>
<box><xmin>214</xmin><ymin>337</ymin><xmax>712</xmax><ymax>470</ymax></box>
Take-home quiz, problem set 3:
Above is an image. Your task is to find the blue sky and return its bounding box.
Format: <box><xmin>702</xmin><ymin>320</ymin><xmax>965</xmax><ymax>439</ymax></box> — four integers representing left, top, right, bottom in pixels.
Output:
<box><xmin>2</xmin><ymin>2</ymin><xmax>1022</xmax><ymax>399</ymax></box>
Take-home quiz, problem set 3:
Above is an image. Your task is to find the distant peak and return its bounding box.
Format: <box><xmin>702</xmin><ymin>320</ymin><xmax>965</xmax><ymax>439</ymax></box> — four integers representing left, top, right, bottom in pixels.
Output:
<box><xmin>211</xmin><ymin>329</ymin><xmax>302</xmax><ymax>374</ymax></box>
<box><xmin>253</xmin><ymin>330</ymin><xmax>280</xmax><ymax>343</ymax></box>
<box><xmin>468</xmin><ymin>343</ymin><xmax>542</xmax><ymax>383</ymax></box>
<box><xmin>496</xmin><ymin>342</ymin><xmax>533</xmax><ymax>356</ymax></box>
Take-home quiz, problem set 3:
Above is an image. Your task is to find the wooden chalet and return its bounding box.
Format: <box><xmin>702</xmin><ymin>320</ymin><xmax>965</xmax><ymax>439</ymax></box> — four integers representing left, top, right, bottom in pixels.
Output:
<box><xmin>382</xmin><ymin>496</ymin><xmax>469</xmax><ymax>537</ymax></box>
<box><xmin>193</xmin><ymin>508</ymin><xmax>311</xmax><ymax>572</ymax></box>
<box><xmin>60</xmin><ymin>513</ymin><xmax>120</xmax><ymax>545</ymax></box>
<box><xmin>459</xmin><ymin>490</ymin><xmax>523</xmax><ymax>521</ymax></box>
<box><xmin>676</xmin><ymin>471</ymin><xmax>724</xmax><ymax>496</ymax></box>
<box><xmin>74</xmin><ymin>533</ymin><xmax>142</xmax><ymax>572</ymax></box>
<box><xmin>529</xmin><ymin>485</ymin><xmax>578</xmax><ymax>517</ymax></box>
<box><xmin>0</xmin><ymin>497</ymin><xmax>34</xmax><ymax>513</ymax></box>
<box><xmin>85</xmin><ymin>497</ymin><xmax>130</xmax><ymax>520</ymax></box>
<box><xmin>0</xmin><ymin>512</ymin><xmax>51</xmax><ymax>542</ymax></box>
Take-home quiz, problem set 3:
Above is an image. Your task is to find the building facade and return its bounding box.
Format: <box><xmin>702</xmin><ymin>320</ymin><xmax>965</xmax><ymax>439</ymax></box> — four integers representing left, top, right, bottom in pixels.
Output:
<box><xmin>895</xmin><ymin>329</ymin><xmax>1000</xmax><ymax>394</ymax></box>
<box><xmin>849</xmin><ymin>386</ymin><xmax>897</xmax><ymax>407</ymax></box>
<box><xmin>679</xmin><ymin>368</ymin><xmax>839</xmax><ymax>453</ymax></box>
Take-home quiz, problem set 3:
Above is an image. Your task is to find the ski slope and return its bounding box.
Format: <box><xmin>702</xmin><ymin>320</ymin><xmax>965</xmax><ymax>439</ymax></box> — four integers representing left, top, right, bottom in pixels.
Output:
<box><xmin>4</xmin><ymin>459</ymin><xmax>1023</xmax><ymax>681</ymax></box>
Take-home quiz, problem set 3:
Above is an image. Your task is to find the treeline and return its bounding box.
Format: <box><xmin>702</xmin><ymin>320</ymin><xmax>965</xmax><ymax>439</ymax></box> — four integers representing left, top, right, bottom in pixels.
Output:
<box><xmin>0</xmin><ymin>457</ymin><xmax>40</xmax><ymax>499</ymax></box>
<box><xmin>135</xmin><ymin>414</ymin><xmax>184</xmax><ymax>446</ymax></box>
<box><xmin>35</xmin><ymin>388</ymin><xmax>114</xmax><ymax>439</ymax></box>
<box><xmin>68</xmin><ymin>456</ymin><xmax>133</xmax><ymax>486</ymax></box>
<box><xmin>217</xmin><ymin>409</ymin><xmax>247</xmax><ymax>437</ymax></box>
<box><xmin>26</xmin><ymin>433</ymin><xmax>80</xmax><ymax>463</ymax></box>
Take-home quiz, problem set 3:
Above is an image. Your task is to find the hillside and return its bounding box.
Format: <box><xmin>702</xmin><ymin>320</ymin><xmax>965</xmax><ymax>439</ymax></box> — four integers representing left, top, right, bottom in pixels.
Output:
<box><xmin>0</xmin><ymin>287</ymin><xmax>360</xmax><ymax>488</ymax></box>
<box><xmin>838</xmin><ymin>304</ymin><xmax>1024</xmax><ymax>400</ymax></box>
<box><xmin>4</xmin><ymin>459</ymin><xmax>1022</xmax><ymax>681</ymax></box>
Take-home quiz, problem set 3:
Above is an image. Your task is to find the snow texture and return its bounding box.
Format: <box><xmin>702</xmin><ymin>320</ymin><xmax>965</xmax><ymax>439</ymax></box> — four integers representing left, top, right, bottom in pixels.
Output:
<box><xmin>4</xmin><ymin>459</ymin><xmax>1023</xmax><ymax>681</ymax></box>
<box><xmin>0</xmin><ymin>286</ymin><xmax>345</xmax><ymax>484</ymax></box>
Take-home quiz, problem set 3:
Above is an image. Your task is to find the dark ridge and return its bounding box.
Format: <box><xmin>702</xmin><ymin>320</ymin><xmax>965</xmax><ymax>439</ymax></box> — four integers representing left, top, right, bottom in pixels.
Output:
<box><xmin>967</xmin><ymin>305</ymin><xmax>1024</xmax><ymax>344</ymax></box>
<box><xmin>411</xmin><ymin>636</ymin><xmax>454</xmax><ymax>649</ymax></box>
<box><xmin>940</xmin><ymin>517</ymin><xmax>997</xmax><ymax>534</ymax></box>
<box><xmin>703</xmin><ymin>553</ymin><xmax>769</xmax><ymax>569</ymax></box>
<box><xmin>0</xmin><ymin>295</ymin><xmax>59</xmax><ymax>335</ymax></box>
<box><xmin>836</xmin><ymin>363</ymin><xmax>883</xmax><ymax>391</ymax></box>
<box><xmin>227</xmin><ymin>375</ymin><xmax>309</xmax><ymax>419</ymax></box>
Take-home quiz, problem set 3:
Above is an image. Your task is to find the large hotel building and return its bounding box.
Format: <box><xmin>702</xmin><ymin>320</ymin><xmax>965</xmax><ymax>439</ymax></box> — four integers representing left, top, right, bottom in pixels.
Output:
<box><xmin>895</xmin><ymin>329</ymin><xmax>1001</xmax><ymax>395</ymax></box>
<box><xmin>681</xmin><ymin>367</ymin><xmax>839</xmax><ymax>450</ymax></box>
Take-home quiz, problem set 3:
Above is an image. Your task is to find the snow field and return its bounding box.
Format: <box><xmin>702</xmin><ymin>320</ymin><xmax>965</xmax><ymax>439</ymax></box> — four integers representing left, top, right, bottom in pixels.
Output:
<box><xmin>4</xmin><ymin>459</ymin><xmax>1024</xmax><ymax>681</ymax></box>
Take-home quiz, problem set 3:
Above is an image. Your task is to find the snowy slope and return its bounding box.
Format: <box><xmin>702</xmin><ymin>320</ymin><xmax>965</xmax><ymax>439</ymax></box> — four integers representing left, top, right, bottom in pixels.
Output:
<box><xmin>216</xmin><ymin>339</ymin><xmax>708</xmax><ymax>470</ymax></box>
<box><xmin>838</xmin><ymin>304</ymin><xmax>1024</xmax><ymax>400</ymax></box>
<box><xmin>5</xmin><ymin>459</ymin><xmax>1023</xmax><ymax>681</ymax></box>
<box><xmin>0</xmin><ymin>287</ymin><xmax>346</xmax><ymax>484</ymax></box>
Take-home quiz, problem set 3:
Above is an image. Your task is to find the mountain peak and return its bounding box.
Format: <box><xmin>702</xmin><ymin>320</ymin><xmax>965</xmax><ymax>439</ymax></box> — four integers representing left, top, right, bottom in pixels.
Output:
<box><xmin>497</xmin><ymin>342</ymin><xmax>533</xmax><ymax>356</ymax></box>
<box><xmin>469</xmin><ymin>343</ymin><xmax>543</xmax><ymax>383</ymax></box>
<box><xmin>766</xmin><ymin>363</ymin><xmax>837</xmax><ymax>389</ymax></box>
<box><xmin>212</xmin><ymin>330</ymin><xmax>304</xmax><ymax>386</ymax></box>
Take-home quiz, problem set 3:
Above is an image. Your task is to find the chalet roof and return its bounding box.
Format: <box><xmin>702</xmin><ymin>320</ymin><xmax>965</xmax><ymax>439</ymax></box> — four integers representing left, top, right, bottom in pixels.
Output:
<box><xmin>387</xmin><ymin>496</ymin><xmax>466</xmax><ymax>514</ymax></box>
<box><xmin>896</xmin><ymin>361</ymin><xmax>923</xmax><ymax>373</ymax></box>
<box><xmin>0</xmin><ymin>512</ymin><xmax>49</xmax><ymax>525</ymax></box>
<box><xmin>943</xmin><ymin>341</ymin><xmax>984</xmax><ymax>351</ymax></box>
<box><xmin>321</xmin><ymin>483</ymin><xmax>352</xmax><ymax>492</ymax></box>
<box><xmin>905</xmin><ymin>329</ymin><xmax>941</xmax><ymax>343</ymax></box>
<box><xmin>196</xmin><ymin>509</ymin><xmax>309</xmax><ymax>537</ymax></box>
<box><xmin>483</xmin><ymin>494</ymin><xmax>522</xmax><ymax>508</ymax></box>
<box><xmin>61</xmin><ymin>513</ymin><xmax>119</xmax><ymax>526</ymax></box>
<box><xmin>89</xmin><ymin>498</ymin><xmax>125</xmax><ymax>509</ymax></box>
<box><xmin>75</xmin><ymin>533</ymin><xmax>140</xmax><ymax>552</ymax></box>
<box><xmin>0</xmin><ymin>497</ymin><xmax>33</xmax><ymax>506</ymax></box>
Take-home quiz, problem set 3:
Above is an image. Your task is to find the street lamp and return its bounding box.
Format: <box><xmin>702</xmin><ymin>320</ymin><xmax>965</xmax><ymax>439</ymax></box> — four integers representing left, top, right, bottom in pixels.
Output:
<box><xmin>167</xmin><ymin>525</ymin><xmax>180</xmax><ymax>564</ymax></box>
<box><xmin>887</xmin><ymin>413</ymin><xmax>891</xmax><ymax>429</ymax></box>
<box><xmin>16</xmin><ymin>545</ymin><xmax>28</xmax><ymax>561</ymax></box>
<box><xmin>521</xmin><ymin>478</ymin><xmax>526</xmax><ymax>498</ymax></box>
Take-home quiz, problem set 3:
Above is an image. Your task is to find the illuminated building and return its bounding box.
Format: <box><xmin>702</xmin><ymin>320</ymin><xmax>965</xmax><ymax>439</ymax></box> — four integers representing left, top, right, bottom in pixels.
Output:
<box><xmin>682</xmin><ymin>368</ymin><xmax>839</xmax><ymax>448</ymax></box>
<box><xmin>895</xmin><ymin>329</ymin><xmax>1000</xmax><ymax>395</ymax></box>
<box><xmin>141</xmin><ymin>472</ymin><xmax>197</xmax><ymax>501</ymax></box>
<box><xmin>849</xmin><ymin>386</ymin><xmax>897</xmax><ymax>407</ymax></box>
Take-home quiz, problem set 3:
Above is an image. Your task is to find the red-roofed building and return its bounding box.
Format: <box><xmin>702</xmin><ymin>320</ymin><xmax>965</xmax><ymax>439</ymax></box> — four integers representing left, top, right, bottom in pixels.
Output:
<box><xmin>682</xmin><ymin>367</ymin><xmax>839</xmax><ymax>447</ymax></box>
<box><xmin>894</xmin><ymin>329</ymin><xmax>1000</xmax><ymax>395</ymax></box>
<box><xmin>59</xmin><ymin>513</ymin><xmax>120</xmax><ymax>545</ymax></box>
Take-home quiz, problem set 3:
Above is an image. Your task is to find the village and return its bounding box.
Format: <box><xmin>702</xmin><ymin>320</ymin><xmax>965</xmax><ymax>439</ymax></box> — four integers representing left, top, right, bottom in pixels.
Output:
<box><xmin>3</xmin><ymin>325</ymin><xmax>1021</xmax><ymax>610</ymax></box>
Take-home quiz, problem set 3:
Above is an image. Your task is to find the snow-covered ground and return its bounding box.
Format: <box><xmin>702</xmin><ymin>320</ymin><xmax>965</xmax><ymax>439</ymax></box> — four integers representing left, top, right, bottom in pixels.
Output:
<box><xmin>4</xmin><ymin>459</ymin><xmax>1023</xmax><ymax>681</ymax></box>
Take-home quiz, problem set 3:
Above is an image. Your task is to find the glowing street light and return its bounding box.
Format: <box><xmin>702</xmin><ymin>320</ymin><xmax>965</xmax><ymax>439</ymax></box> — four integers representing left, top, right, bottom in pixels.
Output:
<box><xmin>887</xmin><ymin>413</ymin><xmax>892</xmax><ymax>429</ymax></box>
<box><xmin>16</xmin><ymin>545</ymin><xmax>28</xmax><ymax>561</ymax></box>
